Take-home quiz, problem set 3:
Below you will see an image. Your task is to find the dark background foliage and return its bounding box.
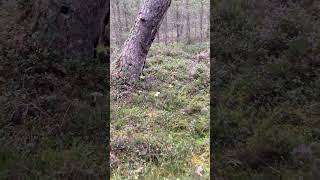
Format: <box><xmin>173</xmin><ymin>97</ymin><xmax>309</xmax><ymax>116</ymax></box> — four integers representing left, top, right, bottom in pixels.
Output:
<box><xmin>0</xmin><ymin>47</ymin><xmax>109</xmax><ymax>178</ymax></box>
<box><xmin>211</xmin><ymin>0</ymin><xmax>320</xmax><ymax>178</ymax></box>
<box><xmin>0</xmin><ymin>0</ymin><xmax>110</xmax><ymax>178</ymax></box>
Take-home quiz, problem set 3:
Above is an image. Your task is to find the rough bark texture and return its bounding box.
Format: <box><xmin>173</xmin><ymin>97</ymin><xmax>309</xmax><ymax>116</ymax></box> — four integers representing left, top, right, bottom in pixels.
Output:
<box><xmin>113</xmin><ymin>0</ymin><xmax>172</xmax><ymax>83</ymax></box>
<box><xmin>2</xmin><ymin>0</ymin><xmax>108</xmax><ymax>59</ymax></box>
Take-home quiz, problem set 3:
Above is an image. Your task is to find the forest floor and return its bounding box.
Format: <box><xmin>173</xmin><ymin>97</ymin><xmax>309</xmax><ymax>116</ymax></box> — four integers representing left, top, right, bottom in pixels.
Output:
<box><xmin>0</xmin><ymin>48</ymin><xmax>108</xmax><ymax>178</ymax></box>
<box><xmin>111</xmin><ymin>42</ymin><xmax>210</xmax><ymax>179</ymax></box>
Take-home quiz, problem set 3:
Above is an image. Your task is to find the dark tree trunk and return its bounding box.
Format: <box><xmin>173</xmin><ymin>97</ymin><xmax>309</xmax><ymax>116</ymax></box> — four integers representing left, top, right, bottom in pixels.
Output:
<box><xmin>113</xmin><ymin>0</ymin><xmax>171</xmax><ymax>84</ymax></box>
<box><xmin>4</xmin><ymin>0</ymin><xmax>109</xmax><ymax>59</ymax></box>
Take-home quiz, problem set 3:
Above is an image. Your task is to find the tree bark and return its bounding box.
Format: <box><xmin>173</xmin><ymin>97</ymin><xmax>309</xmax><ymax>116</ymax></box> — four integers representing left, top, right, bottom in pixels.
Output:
<box><xmin>112</xmin><ymin>0</ymin><xmax>172</xmax><ymax>84</ymax></box>
<box><xmin>4</xmin><ymin>0</ymin><xmax>109</xmax><ymax>59</ymax></box>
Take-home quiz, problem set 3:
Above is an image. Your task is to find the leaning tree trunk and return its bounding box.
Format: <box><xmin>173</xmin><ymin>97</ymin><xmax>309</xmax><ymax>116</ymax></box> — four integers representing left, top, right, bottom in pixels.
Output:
<box><xmin>113</xmin><ymin>0</ymin><xmax>171</xmax><ymax>84</ymax></box>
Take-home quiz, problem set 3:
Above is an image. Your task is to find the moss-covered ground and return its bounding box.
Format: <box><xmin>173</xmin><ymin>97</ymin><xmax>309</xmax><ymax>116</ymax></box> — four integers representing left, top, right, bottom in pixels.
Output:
<box><xmin>111</xmin><ymin>42</ymin><xmax>210</xmax><ymax>179</ymax></box>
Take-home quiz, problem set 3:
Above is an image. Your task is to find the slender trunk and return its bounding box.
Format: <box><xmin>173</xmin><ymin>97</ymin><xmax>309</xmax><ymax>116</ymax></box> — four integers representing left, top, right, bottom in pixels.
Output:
<box><xmin>135</xmin><ymin>0</ymin><xmax>141</xmax><ymax>23</ymax></box>
<box><xmin>156</xmin><ymin>31</ymin><xmax>160</xmax><ymax>43</ymax></box>
<box><xmin>113</xmin><ymin>0</ymin><xmax>172</xmax><ymax>84</ymax></box>
<box><xmin>186</xmin><ymin>0</ymin><xmax>191</xmax><ymax>44</ymax></box>
<box><xmin>137</xmin><ymin>0</ymin><xmax>141</xmax><ymax>10</ymax></box>
<box><xmin>111</xmin><ymin>2</ymin><xmax>120</xmax><ymax>46</ymax></box>
<box><xmin>175</xmin><ymin>2</ymin><xmax>180</xmax><ymax>42</ymax></box>
<box><xmin>115</xmin><ymin>1</ymin><xmax>123</xmax><ymax>43</ymax></box>
<box><xmin>194</xmin><ymin>14</ymin><xmax>197</xmax><ymax>42</ymax></box>
<box><xmin>164</xmin><ymin>13</ymin><xmax>168</xmax><ymax>45</ymax></box>
<box><xmin>200</xmin><ymin>0</ymin><xmax>204</xmax><ymax>42</ymax></box>
<box><xmin>207</xmin><ymin>9</ymin><xmax>210</xmax><ymax>39</ymax></box>
<box><xmin>180</xmin><ymin>21</ymin><xmax>184</xmax><ymax>41</ymax></box>
<box><xmin>123</xmin><ymin>1</ymin><xmax>129</xmax><ymax>32</ymax></box>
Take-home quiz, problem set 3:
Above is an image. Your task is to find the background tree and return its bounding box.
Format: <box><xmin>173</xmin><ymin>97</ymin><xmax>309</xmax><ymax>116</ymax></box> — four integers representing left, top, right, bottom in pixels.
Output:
<box><xmin>185</xmin><ymin>0</ymin><xmax>191</xmax><ymax>44</ymax></box>
<box><xmin>122</xmin><ymin>0</ymin><xmax>130</xmax><ymax>32</ymax></box>
<box><xmin>175</xmin><ymin>1</ymin><xmax>181</xmax><ymax>42</ymax></box>
<box><xmin>110</xmin><ymin>0</ymin><xmax>209</xmax><ymax>47</ymax></box>
<box><xmin>115</xmin><ymin>0</ymin><xmax>123</xmax><ymax>44</ymax></box>
<box><xmin>164</xmin><ymin>13</ymin><xmax>168</xmax><ymax>44</ymax></box>
<box><xmin>200</xmin><ymin>0</ymin><xmax>204</xmax><ymax>42</ymax></box>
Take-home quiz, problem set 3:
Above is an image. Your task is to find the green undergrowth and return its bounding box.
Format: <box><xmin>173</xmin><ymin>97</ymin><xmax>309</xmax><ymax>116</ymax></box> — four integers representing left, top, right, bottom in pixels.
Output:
<box><xmin>211</xmin><ymin>0</ymin><xmax>320</xmax><ymax>179</ymax></box>
<box><xmin>111</xmin><ymin>42</ymin><xmax>210</xmax><ymax>179</ymax></box>
<box><xmin>0</xmin><ymin>48</ymin><xmax>109</xmax><ymax>178</ymax></box>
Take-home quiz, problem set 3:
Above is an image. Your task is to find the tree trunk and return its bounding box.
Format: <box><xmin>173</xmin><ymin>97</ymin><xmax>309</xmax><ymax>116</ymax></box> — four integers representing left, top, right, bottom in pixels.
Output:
<box><xmin>123</xmin><ymin>1</ymin><xmax>129</xmax><ymax>32</ymax></box>
<box><xmin>111</xmin><ymin>2</ymin><xmax>120</xmax><ymax>46</ymax></box>
<box><xmin>137</xmin><ymin>0</ymin><xmax>141</xmax><ymax>10</ymax></box>
<box><xmin>156</xmin><ymin>31</ymin><xmax>160</xmax><ymax>43</ymax></box>
<box><xmin>4</xmin><ymin>0</ymin><xmax>109</xmax><ymax>59</ymax></box>
<box><xmin>113</xmin><ymin>0</ymin><xmax>172</xmax><ymax>84</ymax></box>
<box><xmin>115</xmin><ymin>1</ymin><xmax>123</xmax><ymax>44</ymax></box>
<box><xmin>200</xmin><ymin>0</ymin><xmax>204</xmax><ymax>42</ymax></box>
<box><xmin>164</xmin><ymin>13</ymin><xmax>168</xmax><ymax>45</ymax></box>
<box><xmin>185</xmin><ymin>0</ymin><xmax>191</xmax><ymax>44</ymax></box>
<box><xmin>180</xmin><ymin>22</ymin><xmax>184</xmax><ymax>41</ymax></box>
<box><xmin>194</xmin><ymin>14</ymin><xmax>197</xmax><ymax>42</ymax></box>
<box><xmin>175</xmin><ymin>2</ymin><xmax>180</xmax><ymax>42</ymax></box>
